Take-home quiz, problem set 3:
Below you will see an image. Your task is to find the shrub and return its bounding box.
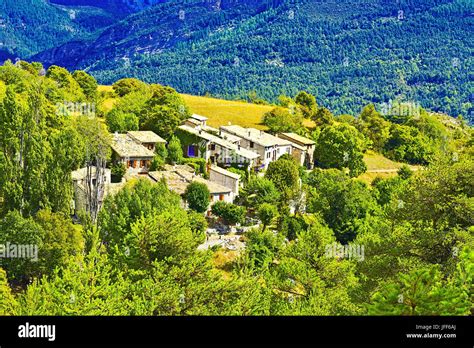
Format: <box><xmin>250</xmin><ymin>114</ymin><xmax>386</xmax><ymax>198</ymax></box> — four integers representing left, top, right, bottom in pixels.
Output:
<box><xmin>184</xmin><ymin>182</ymin><xmax>210</xmax><ymax>213</ymax></box>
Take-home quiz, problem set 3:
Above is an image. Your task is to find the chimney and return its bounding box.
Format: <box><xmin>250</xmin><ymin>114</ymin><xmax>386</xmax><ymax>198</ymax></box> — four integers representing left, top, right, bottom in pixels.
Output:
<box><xmin>260</xmin><ymin>130</ymin><xmax>263</xmax><ymax>136</ymax></box>
<box><xmin>248</xmin><ymin>131</ymin><xmax>251</xmax><ymax>137</ymax></box>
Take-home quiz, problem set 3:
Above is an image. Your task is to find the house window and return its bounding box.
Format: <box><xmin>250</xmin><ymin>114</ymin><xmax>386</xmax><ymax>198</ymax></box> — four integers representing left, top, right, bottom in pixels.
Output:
<box><xmin>266</xmin><ymin>152</ymin><xmax>271</xmax><ymax>159</ymax></box>
<box><xmin>188</xmin><ymin>145</ymin><xmax>197</xmax><ymax>157</ymax></box>
<box><xmin>250</xmin><ymin>141</ymin><xmax>254</xmax><ymax>148</ymax></box>
<box><xmin>219</xmin><ymin>194</ymin><xmax>225</xmax><ymax>201</ymax></box>
<box><xmin>132</xmin><ymin>160</ymin><xmax>137</xmax><ymax>168</ymax></box>
<box><xmin>140</xmin><ymin>160</ymin><xmax>145</xmax><ymax>167</ymax></box>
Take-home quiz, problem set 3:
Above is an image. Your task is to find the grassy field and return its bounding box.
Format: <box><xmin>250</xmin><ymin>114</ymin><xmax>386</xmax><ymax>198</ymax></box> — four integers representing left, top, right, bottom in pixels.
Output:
<box><xmin>99</xmin><ymin>86</ymin><xmax>314</xmax><ymax>129</ymax></box>
<box><xmin>358</xmin><ymin>151</ymin><xmax>420</xmax><ymax>184</ymax></box>
<box><xmin>181</xmin><ymin>94</ymin><xmax>274</xmax><ymax>129</ymax></box>
<box><xmin>183</xmin><ymin>94</ymin><xmax>316</xmax><ymax>129</ymax></box>
<box><xmin>364</xmin><ymin>151</ymin><xmax>405</xmax><ymax>171</ymax></box>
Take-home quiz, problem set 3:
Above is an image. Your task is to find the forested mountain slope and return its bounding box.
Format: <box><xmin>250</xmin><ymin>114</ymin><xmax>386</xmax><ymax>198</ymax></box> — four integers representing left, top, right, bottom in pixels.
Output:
<box><xmin>3</xmin><ymin>0</ymin><xmax>473</xmax><ymax>120</ymax></box>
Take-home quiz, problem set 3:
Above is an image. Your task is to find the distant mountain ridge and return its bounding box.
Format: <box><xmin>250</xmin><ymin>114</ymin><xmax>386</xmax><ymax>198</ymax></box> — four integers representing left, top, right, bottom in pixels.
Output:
<box><xmin>48</xmin><ymin>0</ymin><xmax>170</xmax><ymax>16</ymax></box>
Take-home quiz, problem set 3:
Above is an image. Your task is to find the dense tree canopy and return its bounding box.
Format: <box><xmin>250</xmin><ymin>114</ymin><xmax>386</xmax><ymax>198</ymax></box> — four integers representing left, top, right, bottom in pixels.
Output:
<box><xmin>0</xmin><ymin>62</ymin><xmax>472</xmax><ymax>318</ymax></box>
<box><xmin>314</xmin><ymin>124</ymin><xmax>368</xmax><ymax>177</ymax></box>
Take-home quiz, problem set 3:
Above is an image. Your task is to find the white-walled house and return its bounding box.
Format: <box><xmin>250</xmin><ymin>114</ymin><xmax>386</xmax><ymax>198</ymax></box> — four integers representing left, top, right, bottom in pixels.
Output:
<box><xmin>219</xmin><ymin>125</ymin><xmax>293</xmax><ymax>170</ymax></box>
<box><xmin>209</xmin><ymin>165</ymin><xmax>241</xmax><ymax>196</ymax></box>
<box><xmin>278</xmin><ymin>132</ymin><xmax>316</xmax><ymax>168</ymax></box>
<box><xmin>177</xmin><ymin>125</ymin><xmax>260</xmax><ymax>171</ymax></box>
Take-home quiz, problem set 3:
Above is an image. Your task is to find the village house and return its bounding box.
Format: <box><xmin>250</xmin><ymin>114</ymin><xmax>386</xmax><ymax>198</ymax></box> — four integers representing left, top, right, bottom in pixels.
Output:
<box><xmin>209</xmin><ymin>165</ymin><xmax>241</xmax><ymax>196</ymax></box>
<box><xmin>126</xmin><ymin>130</ymin><xmax>166</xmax><ymax>152</ymax></box>
<box><xmin>219</xmin><ymin>125</ymin><xmax>293</xmax><ymax>170</ymax></box>
<box><xmin>148</xmin><ymin>164</ymin><xmax>235</xmax><ymax>206</ymax></box>
<box><xmin>277</xmin><ymin>132</ymin><xmax>316</xmax><ymax>168</ymax></box>
<box><xmin>110</xmin><ymin>132</ymin><xmax>156</xmax><ymax>174</ymax></box>
<box><xmin>183</xmin><ymin>114</ymin><xmax>224</xmax><ymax>135</ymax></box>
<box><xmin>177</xmin><ymin>125</ymin><xmax>260</xmax><ymax>171</ymax></box>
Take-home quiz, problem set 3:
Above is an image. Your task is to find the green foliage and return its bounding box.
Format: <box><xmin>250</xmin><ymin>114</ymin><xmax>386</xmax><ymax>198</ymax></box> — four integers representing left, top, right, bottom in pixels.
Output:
<box><xmin>243</xmin><ymin>228</ymin><xmax>284</xmax><ymax>273</ymax></box>
<box><xmin>167</xmin><ymin>136</ymin><xmax>184</xmax><ymax>164</ymax></box>
<box><xmin>34</xmin><ymin>209</ymin><xmax>84</xmax><ymax>278</ymax></box>
<box><xmin>306</xmin><ymin>168</ymin><xmax>379</xmax><ymax>243</ymax></box>
<box><xmin>263</xmin><ymin>217</ymin><xmax>362</xmax><ymax>315</ymax></box>
<box><xmin>0</xmin><ymin>209</ymin><xmax>82</xmax><ymax>285</ymax></box>
<box><xmin>186</xmin><ymin>210</ymin><xmax>207</xmax><ymax>242</ymax></box>
<box><xmin>396</xmin><ymin>158</ymin><xmax>474</xmax><ymax>230</ymax></box>
<box><xmin>312</xmin><ymin>107</ymin><xmax>334</xmax><ymax>127</ymax></box>
<box><xmin>294</xmin><ymin>91</ymin><xmax>317</xmax><ymax>119</ymax></box>
<box><xmin>46</xmin><ymin>65</ymin><xmax>85</xmax><ymax>101</ymax></box>
<box><xmin>257</xmin><ymin>203</ymin><xmax>279</xmax><ymax>231</ymax></box>
<box><xmin>184</xmin><ymin>182</ymin><xmax>210</xmax><ymax>213</ymax></box>
<box><xmin>280</xmin><ymin>214</ymin><xmax>308</xmax><ymax>241</ymax></box>
<box><xmin>314</xmin><ymin>123</ymin><xmax>367</xmax><ymax>177</ymax></box>
<box><xmin>263</xmin><ymin>107</ymin><xmax>303</xmax><ymax>133</ymax></box>
<box><xmin>181</xmin><ymin>157</ymin><xmax>207</xmax><ymax>175</ymax></box>
<box><xmin>150</xmin><ymin>154</ymin><xmax>165</xmax><ymax>172</ymax></box>
<box><xmin>397</xmin><ymin>165</ymin><xmax>413</xmax><ymax>180</ymax></box>
<box><xmin>211</xmin><ymin>201</ymin><xmax>246</xmax><ymax>226</ymax></box>
<box><xmin>0</xmin><ymin>211</ymin><xmax>42</xmax><ymax>285</ymax></box>
<box><xmin>111</xmin><ymin>162</ymin><xmax>127</xmax><ymax>182</ymax></box>
<box><xmin>0</xmin><ymin>268</ymin><xmax>18</xmax><ymax>315</ymax></box>
<box><xmin>150</xmin><ymin>143</ymin><xmax>168</xmax><ymax>171</ymax></box>
<box><xmin>139</xmin><ymin>84</ymin><xmax>190</xmax><ymax>140</ymax></box>
<box><xmin>238</xmin><ymin>176</ymin><xmax>280</xmax><ymax>209</ymax></box>
<box><xmin>357</xmin><ymin>104</ymin><xmax>390</xmax><ymax>151</ymax></box>
<box><xmin>105</xmin><ymin>109</ymin><xmax>139</xmax><ymax>133</ymax></box>
<box><xmin>384</xmin><ymin>124</ymin><xmax>433</xmax><ymax>165</ymax></box>
<box><xmin>371</xmin><ymin>176</ymin><xmax>406</xmax><ymax>207</ymax></box>
<box><xmin>264</xmin><ymin>156</ymin><xmax>300</xmax><ymax>202</ymax></box>
<box><xmin>368</xmin><ymin>256</ymin><xmax>472</xmax><ymax>315</ymax></box>
<box><xmin>155</xmin><ymin>142</ymin><xmax>168</xmax><ymax>159</ymax></box>
<box><xmin>0</xmin><ymin>83</ymin><xmax>85</xmax><ymax>216</ymax></box>
<box><xmin>126</xmin><ymin>208</ymin><xmax>203</xmax><ymax>269</ymax></box>
<box><xmin>98</xmin><ymin>179</ymin><xmax>182</xmax><ymax>247</ymax></box>
<box><xmin>72</xmin><ymin>70</ymin><xmax>98</xmax><ymax>101</ymax></box>
<box><xmin>112</xmin><ymin>78</ymin><xmax>147</xmax><ymax>97</ymax></box>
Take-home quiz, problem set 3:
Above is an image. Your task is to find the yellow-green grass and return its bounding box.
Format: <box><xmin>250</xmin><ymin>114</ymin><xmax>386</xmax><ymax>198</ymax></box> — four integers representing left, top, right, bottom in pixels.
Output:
<box><xmin>98</xmin><ymin>85</ymin><xmax>116</xmax><ymax>112</ymax></box>
<box><xmin>357</xmin><ymin>171</ymin><xmax>398</xmax><ymax>185</ymax></box>
<box><xmin>99</xmin><ymin>86</ymin><xmax>315</xmax><ymax>129</ymax></box>
<box><xmin>363</xmin><ymin>150</ymin><xmax>420</xmax><ymax>171</ymax></box>
<box><xmin>363</xmin><ymin>150</ymin><xmax>405</xmax><ymax>171</ymax></box>
<box><xmin>181</xmin><ymin>94</ymin><xmax>274</xmax><ymax>129</ymax></box>
<box><xmin>357</xmin><ymin>150</ymin><xmax>421</xmax><ymax>184</ymax></box>
<box><xmin>182</xmin><ymin>94</ymin><xmax>315</xmax><ymax>129</ymax></box>
<box><xmin>98</xmin><ymin>85</ymin><xmax>113</xmax><ymax>93</ymax></box>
